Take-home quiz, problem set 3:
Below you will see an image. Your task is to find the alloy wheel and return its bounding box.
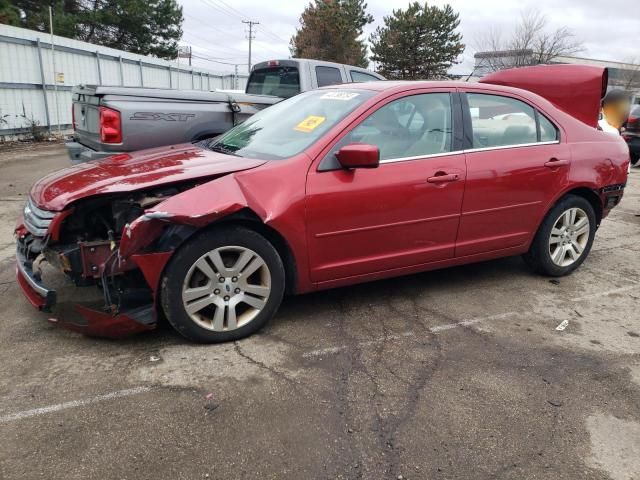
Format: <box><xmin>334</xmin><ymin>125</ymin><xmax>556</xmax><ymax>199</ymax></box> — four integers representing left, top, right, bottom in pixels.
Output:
<box><xmin>181</xmin><ymin>246</ymin><xmax>272</xmax><ymax>331</ymax></box>
<box><xmin>548</xmin><ymin>207</ymin><xmax>590</xmax><ymax>267</ymax></box>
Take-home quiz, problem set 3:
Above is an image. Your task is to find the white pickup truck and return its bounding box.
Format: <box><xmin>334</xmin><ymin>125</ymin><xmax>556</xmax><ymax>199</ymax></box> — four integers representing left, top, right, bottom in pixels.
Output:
<box><xmin>66</xmin><ymin>59</ymin><xmax>384</xmax><ymax>162</ymax></box>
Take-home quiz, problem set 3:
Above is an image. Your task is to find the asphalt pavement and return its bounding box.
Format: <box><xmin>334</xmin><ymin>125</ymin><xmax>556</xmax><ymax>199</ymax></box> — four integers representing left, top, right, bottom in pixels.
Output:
<box><xmin>0</xmin><ymin>144</ymin><xmax>639</xmax><ymax>480</ymax></box>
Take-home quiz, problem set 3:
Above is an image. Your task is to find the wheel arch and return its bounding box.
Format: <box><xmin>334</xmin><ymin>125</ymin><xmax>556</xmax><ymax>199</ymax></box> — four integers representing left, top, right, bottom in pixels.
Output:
<box><xmin>201</xmin><ymin>208</ymin><xmax>299</xmax><ymax>295</ymax></box>
<box><xmin>554</xmin><ymin>187</ymin><xmax>603</xmax><ymax>226</ymax></box>
<box><xmin>527</xmin><ymin>186</ymin><xmax>603</xmax><ymax>251</ymax></box>
<box><xmin>144</xmin><ymin>207</ymin><xmax>299</xmax><ymax>298</ymax></box>
<box><xmin>176</xmin><ymin>208</ymin><xmax>298</xmax><ymax>295</ymax></box>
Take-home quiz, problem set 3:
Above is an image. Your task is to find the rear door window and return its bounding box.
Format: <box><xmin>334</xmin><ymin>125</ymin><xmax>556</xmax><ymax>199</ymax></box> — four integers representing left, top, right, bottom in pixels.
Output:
<box><xmin>466</xmin><ymin>93</ymin><xmax>559</xmax><ymax>148</ymax></box>
<box><xmin>316</xmin><ymin>66</ymin><xmax>343</xmax><ymax>87</ymax></box>
<box><xmin>246</xmin><ymin>66</ymin><xmax>300</xmax><ymax>98</ymax></box>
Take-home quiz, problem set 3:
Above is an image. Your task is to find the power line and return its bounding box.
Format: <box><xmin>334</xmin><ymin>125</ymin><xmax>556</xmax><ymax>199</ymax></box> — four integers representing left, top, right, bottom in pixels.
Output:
<box><xmin>191</xmin><ymin>53</ymin><xmax>247</xmax><ymax>66</ymax></box>
<box><xmin>184</xmin><ymin>11</ymin><xmax>248</xmax><ymax>44</ymax></box>
<box><xmin>206</xmin><ymin>0</ymin><xmax>248</xmax><ymax>20</ymax></box>
<box><xmin>200</xmin><ymin>0</ymin><xmax>244</xmax><ymax>21</ymax></box>
<box><xmin>189</xmin><ymin>0</ymin><xmax>284</xmax><ymax>61</ymax></box>
<box><xmin>182</xmin><ymin>31</ymin><xmax>246</xmax><ymax>56</ymax></box>
<box><xmin>212</xmin><ymin>0</ymin><xmax>291</xmax><ymax>44</ymax></box>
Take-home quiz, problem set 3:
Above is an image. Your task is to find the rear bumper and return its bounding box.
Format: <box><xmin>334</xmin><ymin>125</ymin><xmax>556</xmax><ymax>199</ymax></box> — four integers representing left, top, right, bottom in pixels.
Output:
<box><xmin>66</xmin><ymin>141</ymin><xmax>120</xmax><ymax>164</ymax></box>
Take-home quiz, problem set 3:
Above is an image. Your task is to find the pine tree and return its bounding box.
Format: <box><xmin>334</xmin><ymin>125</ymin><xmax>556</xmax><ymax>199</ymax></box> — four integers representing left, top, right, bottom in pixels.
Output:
<box><xmin>290</xmin><ymin>0</ymin><xmax>373</xmax><ymax>68</ymax></box>
<box><xmin>370</xmin><ymin>2</ymin><xmax>464</xmax><ymax>79</ymax></box>
<box><xmin>3</xmin><ymin>0</ymin><xmax>183</xmax><ymax>60</ymax></box>
<box><xmin>0</xmin><ymin>0</ymin><xmax>20</xmax><ymax>25</ymax></box>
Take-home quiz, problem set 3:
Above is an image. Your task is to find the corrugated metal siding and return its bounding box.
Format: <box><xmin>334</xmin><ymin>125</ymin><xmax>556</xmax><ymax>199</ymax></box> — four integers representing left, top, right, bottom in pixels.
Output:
<box><xmin>0</xmin><ymin>24</ymin><xmax>248</xmax><ymax>136</ymax></box>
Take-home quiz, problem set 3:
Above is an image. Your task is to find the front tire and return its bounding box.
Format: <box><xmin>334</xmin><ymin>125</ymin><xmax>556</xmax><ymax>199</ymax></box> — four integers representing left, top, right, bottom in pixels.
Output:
<box><xmin>161</xmin><ymin>226</ymin><xmax>285</xmax><ymax>343</ymax></box>
<box><xmin>523</xmin><ymin>195</ymin><xmax>597</xmax><ymax>277</ymax></box>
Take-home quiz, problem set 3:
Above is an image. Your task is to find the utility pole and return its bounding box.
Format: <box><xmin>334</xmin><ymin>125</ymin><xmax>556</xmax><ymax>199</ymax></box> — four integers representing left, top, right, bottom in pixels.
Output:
<box><xmin>49</xmin><ymin>6</ymin><xmax>61</xmax><ymax>135</ymax></box>
<box><xmin>242</xmin><ymin>20</ymin><xmax>259</xmax><ymax>73</ymax></box>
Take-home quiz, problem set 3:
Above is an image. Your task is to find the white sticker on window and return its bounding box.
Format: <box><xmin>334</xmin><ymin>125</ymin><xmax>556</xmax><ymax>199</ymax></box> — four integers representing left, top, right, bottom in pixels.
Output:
<box><xmin>320</xmin><ymin>92</ymin><xmax>360</xmax><ymax>101</ymax></box>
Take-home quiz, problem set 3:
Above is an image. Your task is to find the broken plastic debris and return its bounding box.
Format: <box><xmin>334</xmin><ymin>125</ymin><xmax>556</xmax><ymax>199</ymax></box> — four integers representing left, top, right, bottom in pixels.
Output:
<box><xmin>205</xmin><ymin>393</ymin><xmax>213</xmax><ymax>400</ymax></box>
<box><xmin>149</xmin><ymin>355</ymin><xmax>160</xmax><ymax>362</ymax></box>
<box><xmin>555</xmin><ymin>320</ymin><xmax>569</xmax><ymax>331</ymax></box>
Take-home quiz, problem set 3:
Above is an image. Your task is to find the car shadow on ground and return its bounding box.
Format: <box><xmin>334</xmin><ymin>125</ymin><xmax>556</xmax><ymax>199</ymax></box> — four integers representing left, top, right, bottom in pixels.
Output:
<box><xmin>22</xmin><ymin>253</ymin><xmax>536</xmax><ymax>348</ymax></box>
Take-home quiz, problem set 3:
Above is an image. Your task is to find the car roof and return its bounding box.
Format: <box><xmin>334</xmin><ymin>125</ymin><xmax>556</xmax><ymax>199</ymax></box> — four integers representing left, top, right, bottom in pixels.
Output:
<box><xmin>322</xmin><ymin>80</ymin><xmax>527</xmax><ymax>93</ymax></box>
<box><xmin>319</xmin><ymin>80</ymin><xmax>552</xmax><ymax>106</ymax></box>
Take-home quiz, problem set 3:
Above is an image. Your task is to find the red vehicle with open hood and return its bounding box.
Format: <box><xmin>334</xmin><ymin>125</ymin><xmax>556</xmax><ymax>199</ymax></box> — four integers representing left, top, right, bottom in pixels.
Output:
<box><xmin>15</xmin><ymin>65</ymin><xmax>629</xmax><ymax>343</ymax></box>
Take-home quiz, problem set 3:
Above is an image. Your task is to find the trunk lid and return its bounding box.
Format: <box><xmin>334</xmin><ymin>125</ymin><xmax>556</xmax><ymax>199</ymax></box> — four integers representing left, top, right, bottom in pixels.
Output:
<box><xmin>479</xmin><ymin>65</ymin><xmax>608</xmax><ymax>128</ymax></box>
<box><xmin>31</xmin><ymin>144</ymin><xmax>267</xmax><ymax>211</ymax></box>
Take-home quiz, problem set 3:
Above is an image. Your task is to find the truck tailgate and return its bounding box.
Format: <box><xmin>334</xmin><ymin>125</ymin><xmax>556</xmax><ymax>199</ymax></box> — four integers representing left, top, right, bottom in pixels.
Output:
<box><xmin>72</xmin><ymin>90</ymin><xmax>102</xmax><ymax>151</ymax></box>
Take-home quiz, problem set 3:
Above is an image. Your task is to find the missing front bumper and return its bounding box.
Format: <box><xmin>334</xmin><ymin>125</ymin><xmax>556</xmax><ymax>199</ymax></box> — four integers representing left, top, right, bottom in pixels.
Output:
<box><xmin>16</xmin><ymin>246</ymin><xmax>156</xmax><ymax>338</ymax></box>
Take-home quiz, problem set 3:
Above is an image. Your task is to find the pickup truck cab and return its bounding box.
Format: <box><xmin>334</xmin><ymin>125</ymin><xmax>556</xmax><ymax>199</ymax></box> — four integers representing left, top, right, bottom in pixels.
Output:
<box><xmin>67</xmin><ymin>59</ymin><xmax>384</xmax><ymax>163</ymax></box>
<box><xmin>246</xmin><ymin>58</ymin><xmax>384</xmax><ymax>98</ymax></box>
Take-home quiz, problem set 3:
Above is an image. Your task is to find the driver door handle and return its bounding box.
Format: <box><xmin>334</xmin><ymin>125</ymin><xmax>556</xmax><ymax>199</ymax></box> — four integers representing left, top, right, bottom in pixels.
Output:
<box><xmin>427</xmin><ymin>173</ymin><xmax>459</xmax><ymax>183</ymax></box>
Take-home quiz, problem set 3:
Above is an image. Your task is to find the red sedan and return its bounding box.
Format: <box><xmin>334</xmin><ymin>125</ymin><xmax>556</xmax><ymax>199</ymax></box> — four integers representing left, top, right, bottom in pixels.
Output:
<box><xmin>15</xmin><ymin>65</ymin><xmax>629</xmax><ymax>343</ymax></box>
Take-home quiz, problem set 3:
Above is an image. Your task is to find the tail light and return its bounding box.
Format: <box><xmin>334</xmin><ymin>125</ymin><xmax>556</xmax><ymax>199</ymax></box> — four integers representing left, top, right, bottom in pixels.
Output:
<box><xmin>627</xmin><ymin>116</ymin><xmax>638</xmax><ymax>127</ymax></box>
<box><xmin>99</xmin><ymin>107</ymin><xmax>122</xmax><ymax>144</ymax></box>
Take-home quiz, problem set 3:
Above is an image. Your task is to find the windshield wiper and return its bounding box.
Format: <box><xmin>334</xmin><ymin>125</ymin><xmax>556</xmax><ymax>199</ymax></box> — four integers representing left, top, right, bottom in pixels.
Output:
<box><xmin>208</xmin><ymin>143</ymin><xmax>241</xmax><ymax>157</ymax></box>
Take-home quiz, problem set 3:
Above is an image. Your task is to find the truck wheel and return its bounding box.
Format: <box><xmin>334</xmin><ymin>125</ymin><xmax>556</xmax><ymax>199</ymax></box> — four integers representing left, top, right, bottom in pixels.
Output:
<box><xmin>161</xmin><ymin>226</ymin><xmax>285</xmax><ymax>343</ymax></box>
<box><xmin>523</xmin><ymin>195</ymin><xmax>596</xmax><ymax>277</ymax></box>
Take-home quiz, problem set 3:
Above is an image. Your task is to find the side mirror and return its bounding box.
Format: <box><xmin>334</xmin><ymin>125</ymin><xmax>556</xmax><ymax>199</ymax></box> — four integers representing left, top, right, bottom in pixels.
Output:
<box><xmin>336</xmin><ymin>143</ymin><xmax>380</xmax><ymax>169</ymax></box>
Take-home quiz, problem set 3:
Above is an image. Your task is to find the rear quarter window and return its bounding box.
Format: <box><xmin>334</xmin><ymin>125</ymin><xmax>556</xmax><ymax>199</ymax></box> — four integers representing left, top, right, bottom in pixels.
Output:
<box><xmin>538</xmin><ymin>114</ymin><xmax>559</xmax><ymax>142</ymax></box>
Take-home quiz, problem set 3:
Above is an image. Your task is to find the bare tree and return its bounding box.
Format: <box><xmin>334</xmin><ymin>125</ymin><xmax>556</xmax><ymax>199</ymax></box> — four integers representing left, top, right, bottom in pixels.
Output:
<box><xmin>475</xmin><ymin>9</ymin><xmax>583</xmax><ymax>73</ymax></box>
<box><xmin>619</xmin><ymin>57</ymin><xmax>640</xmax><ymax>91</ymax></box>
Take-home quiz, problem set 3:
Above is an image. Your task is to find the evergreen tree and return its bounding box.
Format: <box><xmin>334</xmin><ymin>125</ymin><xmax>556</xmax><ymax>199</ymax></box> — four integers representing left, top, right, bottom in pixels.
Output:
<box><xmin>370</xmin><ymin>2</ymin><xmax>464</xmax><ymax>79</ymax></box>
<box><xmin>3</xmin><ymin>0</ymin><xmax>183</xmax><ymax>60</ymax></box>
<box><xmin>0</xmin><ymin>0</ymin><xmax>20</xmax><ymax>25</ymax></box>
<box><xmin>290</xmin><ymin>0</ymin><xmax>373</xmax><ymax>68</ymax></box>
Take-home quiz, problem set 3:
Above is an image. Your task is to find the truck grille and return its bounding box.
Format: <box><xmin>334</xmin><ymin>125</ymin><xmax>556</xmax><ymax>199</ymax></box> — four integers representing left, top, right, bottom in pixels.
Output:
<box><xmin>23</xmin><ymin>198</ymin><xmax>56</xmax><ymax>237</ymax></box>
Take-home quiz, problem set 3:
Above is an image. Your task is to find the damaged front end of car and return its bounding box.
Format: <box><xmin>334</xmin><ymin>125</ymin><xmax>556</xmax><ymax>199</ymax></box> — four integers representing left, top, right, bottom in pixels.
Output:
<box><xmin>15</xmin><ymin>185</ymin><xmax>205</xmax><ymax>339</ymax></box>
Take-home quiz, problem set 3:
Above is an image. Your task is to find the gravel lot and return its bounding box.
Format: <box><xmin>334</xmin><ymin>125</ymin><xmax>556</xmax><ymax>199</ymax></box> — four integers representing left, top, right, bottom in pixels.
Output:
<box><xmin>0</xmin><ymin>144</ymin><xmax>639</xmax><ymax>480</ymax></box>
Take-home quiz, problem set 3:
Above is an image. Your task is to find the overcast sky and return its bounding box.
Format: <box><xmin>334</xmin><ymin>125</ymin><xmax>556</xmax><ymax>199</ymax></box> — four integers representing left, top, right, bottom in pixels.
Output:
<box><xmin>178</xmin><ymin>0</ymin><xmax>638</xmax><ymax>75</ymax></box>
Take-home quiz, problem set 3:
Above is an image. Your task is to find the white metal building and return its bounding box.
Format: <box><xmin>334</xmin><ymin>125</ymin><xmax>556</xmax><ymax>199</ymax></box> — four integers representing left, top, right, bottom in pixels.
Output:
<box><xmin>0</xmin><ymin>24</ymin><xmax>248</xmax><ymax>137</ymax></box>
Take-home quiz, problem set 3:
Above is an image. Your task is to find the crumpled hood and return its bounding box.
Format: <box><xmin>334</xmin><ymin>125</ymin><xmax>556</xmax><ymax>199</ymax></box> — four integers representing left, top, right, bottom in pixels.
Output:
<box><xmin>30</xmin><ymin>144</ymin><xmax>267</xmax><ymax>211</ymax></box>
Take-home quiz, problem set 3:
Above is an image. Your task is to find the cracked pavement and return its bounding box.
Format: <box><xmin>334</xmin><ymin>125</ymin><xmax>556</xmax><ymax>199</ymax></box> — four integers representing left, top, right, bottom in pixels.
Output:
<box><xmin>0</xmin><ymin>145</ymin><xmax>639</xmax><ymax>479</ymax></box>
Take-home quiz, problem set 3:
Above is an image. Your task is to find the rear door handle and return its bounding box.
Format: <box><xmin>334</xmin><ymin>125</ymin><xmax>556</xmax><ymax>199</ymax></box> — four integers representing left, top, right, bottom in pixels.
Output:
<box><xmin>427</xmin><ymin>173</ymin><xmax>459</xmax><ymax>183</ymax></box>
<box><xmin>544</xmin><ymin>158</ymin><xmax>570</xmax><ymax>168</ymax></box>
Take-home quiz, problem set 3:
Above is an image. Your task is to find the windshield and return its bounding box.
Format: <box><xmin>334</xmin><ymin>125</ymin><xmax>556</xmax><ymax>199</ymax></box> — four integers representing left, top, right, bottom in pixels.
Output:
<box><xmin>203</xmin><ymin>89</ymin><xmax>375</xmax><ymax>160</ymax></box>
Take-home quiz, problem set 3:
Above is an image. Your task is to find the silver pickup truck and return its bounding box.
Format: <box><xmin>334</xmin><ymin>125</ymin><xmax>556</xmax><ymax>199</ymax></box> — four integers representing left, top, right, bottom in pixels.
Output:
<box><xmin>67</xmin><ymin>59</ymin><xmax>384</xmax><ymax>162</ymax></box>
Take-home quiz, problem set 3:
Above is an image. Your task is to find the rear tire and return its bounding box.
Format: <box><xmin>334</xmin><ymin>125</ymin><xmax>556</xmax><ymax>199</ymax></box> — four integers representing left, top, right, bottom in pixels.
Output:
<box><xmin>523</xmin><ymin>195</ymin><xmax>596</xmax><ymax>277</ymax></box>
<box><xmin>161</xmin><ymin>225</ymin><xmax>285</xmax><ymax>343</ymax></box>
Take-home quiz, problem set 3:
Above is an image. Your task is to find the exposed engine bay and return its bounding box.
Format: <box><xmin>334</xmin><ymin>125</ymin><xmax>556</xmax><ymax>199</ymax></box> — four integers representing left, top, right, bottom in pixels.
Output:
<box><xmin>18</xmin><ymin>181</ymin><xmax>203</xmax><ymax>327</ymax></box>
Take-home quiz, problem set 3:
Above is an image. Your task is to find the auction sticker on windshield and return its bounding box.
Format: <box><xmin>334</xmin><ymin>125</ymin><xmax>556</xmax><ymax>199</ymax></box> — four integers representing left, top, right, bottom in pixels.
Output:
<box><xmin>320</xmin><ymin>92</ymin><xmax>360</xmax><ymax>101</ymax></box>
<box><xmin>295</xmin><ymin>115</ymin><xmax>326</xmax><ymax>133</ymax></box>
